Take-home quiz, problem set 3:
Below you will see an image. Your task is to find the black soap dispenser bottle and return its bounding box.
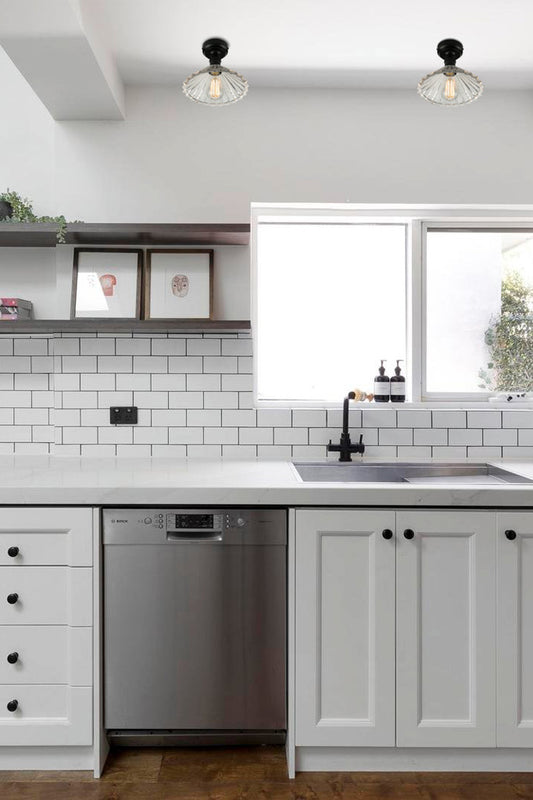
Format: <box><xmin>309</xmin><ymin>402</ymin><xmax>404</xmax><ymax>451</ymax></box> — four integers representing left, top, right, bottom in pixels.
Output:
<box><xmin>374</xmin><ymin>360</ymin><xmax>390</xmax><ymax>403</ymax></box>
<box><xmin>391</xmin><ymin>359</ymin><xmax>406</xmax><ymax>403</ymax></box>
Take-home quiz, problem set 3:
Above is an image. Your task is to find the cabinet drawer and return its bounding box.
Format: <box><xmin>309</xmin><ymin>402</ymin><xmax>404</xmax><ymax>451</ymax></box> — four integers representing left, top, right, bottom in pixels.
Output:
<box><xmin>0</xmin><ymin>685</ymin><xmax>92</xmax><ymax>746</ymax></box>
<box><xmin>0</xmin><ymin>508</ymin><xmax>93</xmax><ymax>566</ymax></box>
<box><xmin>0</xmin><ymin>626</ymin><xmax>92</xmax><ymax>686</ymax></box>
<box><xmin>0</xmin><ymin>567</ymin><xmax>92</xmax><ymax>625</ymax></box>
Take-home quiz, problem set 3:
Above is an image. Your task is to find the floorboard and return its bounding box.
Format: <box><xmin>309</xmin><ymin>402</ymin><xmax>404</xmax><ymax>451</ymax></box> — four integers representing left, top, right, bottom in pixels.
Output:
<box><xmin>1</xmin><ymin>746</ymin><xmax>533</xmax><ymax>799</ymax></box>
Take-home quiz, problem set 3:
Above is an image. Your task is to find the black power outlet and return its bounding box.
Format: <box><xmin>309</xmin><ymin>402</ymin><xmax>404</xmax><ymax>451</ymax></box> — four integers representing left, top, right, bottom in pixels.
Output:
<box><xmin>110</xmin><ymin>406</ymin><xmax>138</xmax><ymax>425</ymax></box>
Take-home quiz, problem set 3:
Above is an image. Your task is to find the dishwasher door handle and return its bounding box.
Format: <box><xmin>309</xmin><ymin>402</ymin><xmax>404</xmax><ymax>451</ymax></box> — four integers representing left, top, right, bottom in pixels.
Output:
<box><xmin>166</xmin><ymin>530</ymin><xmax>223</xmax><ymax>543</ymax></box>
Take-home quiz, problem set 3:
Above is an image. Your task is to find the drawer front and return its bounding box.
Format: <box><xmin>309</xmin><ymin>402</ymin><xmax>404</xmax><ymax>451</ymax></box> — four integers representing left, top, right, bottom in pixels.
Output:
<box><xmin>0</xmin><ymin>508</ymin><xmax>93</xmax><ymax>567</ymax></box>
<box><xmin>0</xmin><ymin>567</ymin><xmax>92</xmax><ymax>625</ymax></box>
<box><xmin>0</xmin><ymin>626</ymin><xmax>92</xmax><ymax>686</ymax></box>
<box><xmin>0</xmin><ymin>685</ymin><xmax>92</xmax><ymax>746</ymax></box>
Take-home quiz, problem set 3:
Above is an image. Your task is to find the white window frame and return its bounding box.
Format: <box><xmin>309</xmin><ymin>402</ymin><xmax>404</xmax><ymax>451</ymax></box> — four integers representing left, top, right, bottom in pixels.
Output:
<box><xmin>252</xmin><ymin>203</ymin><xmax>533</xmax><ymax>408</ymax></box>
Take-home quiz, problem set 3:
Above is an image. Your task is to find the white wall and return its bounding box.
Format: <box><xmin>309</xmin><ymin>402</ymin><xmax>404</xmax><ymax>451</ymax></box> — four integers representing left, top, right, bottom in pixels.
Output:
<box><xmin>52</xmin><ymin>86</ymin><xmax>533</xmax><ymax>222</ymax></box>
<box><xmin>0</xmin><ymin>48</ymin><xmax>53</xmax><ymax>214</ymax></box>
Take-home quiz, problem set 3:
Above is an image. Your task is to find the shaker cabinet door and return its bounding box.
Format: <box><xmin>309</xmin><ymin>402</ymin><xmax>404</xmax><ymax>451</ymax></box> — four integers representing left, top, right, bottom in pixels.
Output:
<box><xmin>295</xmin><ymin>509</ymin><xmax>396</xmax><ymax>747</ymax></box>
<box><xmin>396</xmin><ymin>511</ymin><xmax>496</xmax><ymax>748</ymax></box>
<box><xmin>497</xmin><ymin>512</ymin><xmax>533</xmax><ymax>747</ymax></box>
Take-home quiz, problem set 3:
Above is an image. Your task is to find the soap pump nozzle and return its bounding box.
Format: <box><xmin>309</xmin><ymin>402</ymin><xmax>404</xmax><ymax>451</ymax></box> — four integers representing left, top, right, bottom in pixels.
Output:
<box><xmin>394</xmin><ymin>359</ymin><xmax>403</xmax><ymax>376</ymax></box>
<box><xmin>379</xmin><ymin>359</ymin><xmax>386</xmax><ymax>376</ymax></box>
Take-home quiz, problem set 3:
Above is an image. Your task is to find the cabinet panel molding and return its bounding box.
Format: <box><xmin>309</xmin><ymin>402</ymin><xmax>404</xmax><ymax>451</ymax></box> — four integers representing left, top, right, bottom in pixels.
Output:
<box><xmin>396</xmin><ymin>510</ymin><xmax>496</xmax><ymax>747</ymax></box>
<box><xmin>0</xmin><ymin>508</ymin><xmax>93</xmax><ymax>567</ymax></box>
<box><xmin>295</xmin><ymin>509</ymin><xmax>395</xmax><ymax>747</ymax></box>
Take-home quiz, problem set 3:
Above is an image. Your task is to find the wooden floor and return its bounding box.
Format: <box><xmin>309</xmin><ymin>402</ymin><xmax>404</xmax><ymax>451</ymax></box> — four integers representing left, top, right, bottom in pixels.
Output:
<box><xmin>1</xmin><ymin>746</ymin><xmax>533</xmax><ymax>799</ymax></box>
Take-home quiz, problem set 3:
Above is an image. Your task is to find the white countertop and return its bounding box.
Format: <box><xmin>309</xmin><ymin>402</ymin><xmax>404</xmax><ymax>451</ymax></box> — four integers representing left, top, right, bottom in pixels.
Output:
<box><xmin>1</xmin><ymin>456</ymin><xmax>533</xmax><ymax>507</ymax></box>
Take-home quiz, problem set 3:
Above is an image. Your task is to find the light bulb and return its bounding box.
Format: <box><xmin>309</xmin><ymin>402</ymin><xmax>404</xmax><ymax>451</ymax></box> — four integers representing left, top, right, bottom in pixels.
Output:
<box><xmin>444</xmin><ymin>74</ymin><xmax>456</xmax><ymax>101</ymax></box>
<box><xmin>209</xmin><ymin>73</ymin><xmax>221</xmax><ymax>99</ymax></box>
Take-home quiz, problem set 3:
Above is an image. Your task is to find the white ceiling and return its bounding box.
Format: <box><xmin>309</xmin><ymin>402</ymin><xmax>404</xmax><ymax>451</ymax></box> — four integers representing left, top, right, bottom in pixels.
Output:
<box><xmin>87</xmin><ymin>0</ymin><xmax>533</xmax><ymax>89</ymax></box>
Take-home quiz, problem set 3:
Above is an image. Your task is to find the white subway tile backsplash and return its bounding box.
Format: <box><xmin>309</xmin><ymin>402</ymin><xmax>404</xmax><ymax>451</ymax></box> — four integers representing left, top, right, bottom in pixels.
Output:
<box><xmin>484</xmin><ymin>428</ymin><xmax>517</xmax><ymax>446</ymax></box>
<box><xmin>81</xmin><ymin>338</ymin><xmax>115</xmax><ymax>355</ymax></box>
<box><xmin>134</xmin><ymin>356</ymin><xmax>168</xmax><ymax>373</ymax></box>
<box><xmin>0</xmin><ymin>357</ymin><xmax>31</xmax><ymax>373</ymax></box>
<box><xmin>432</xmin><ymin>411</ymin><xmax>466</xmax><ymax>428</ymax></box>
<box><xmin>379</xmin><ymin>428</ymin><xmax>413</xmax><ymax>446</ymax></box>
<box><xmin>293</xmin><ymin>409</ymin><xmax>327</xmax><ymax>428</ymax></box>
<box><xmin>449</xmin><ymin>429</ymin><xmax>483</xmax><ymax>446</ymax></box>
<box><xmin>222</xmin><ymin>409</ymin><xmax>256</xmax><ymax>427</ymax></box>
<box><xmin>116</xmin><ymin>374</ymin><xmax>150</xmax><ymax>391</ymax></box>
<box><xmin>503</xmin><ymin>411</ymin><xmax>533</xmax><ymax>428</ymax></box>
<box><xmin>98</xmin><ymin>356</ymin><xmax>133</xmax><ymax>373</ymax></box>
<box><xmin>257</xmin><ymin>409</ymin><xmax>292</xmax><ymax>428</ymax></box>
<box><xmin>169</xmin><ymin>391</ymin><xmax>203</xmax><ymax>408</ymax></box>
<box><xmin>274</xmin><ymin>427</ymin><xmax>308</xmax><ymax>445</ymax></box>
<box><xmin>169</xmin><ymin>428</ymin><xmax>204</xmax><ymax>444</ymax></box>
<box><xmin>169</xmin><ymin>356</ymin><xmax>202</xmax><ymax>373</ymax></box>
<box><xmin>4</xmin><ymin>332</ymin><xmax>533</xmax><ymax>460</ymax></box>
<box><xmin>187</xmin><ymin>409</ymin><xmax>221</xmax><ymax>427</ymax></box>
<box><xmin>14</xmin><ymin>339</ymin><xmax>48</xmax><ymax>356</ymax></box>
<box><xmin>239</xmin><ymin>427</ymin><xmax>273</xmax><ymax>445</ymax></box>
<box><xmin>467</xmin><ymin>411</ymin><xmax>502</xmax><ymax>429</ymax></box>
<box><xmin>186</xmin><ymin>339</ymin><xmax>220</xmax><ymax>356</ymax></box>
<box><xmin>62</xmin><ymin>356</ymin><xmax>97</xmax><ymax>373</ymax></box>
<box><xmin>204</xmin><ymin>392</ymin><xmax>239</xmax><ymax>409</ymax></box>
<box><xmin>153</xmin><ymin>374</ymin><xmax>187</xmax><ymax>391</ymax></box>
<box><xmin>81</xmin><ymin>374</ymin><xmax>116</xmax><ymax>391</ymax></box>
<box><xmin>204</xmin><ymin>427</ymin><xmax>238</xmax><ymax>445</ymax></box>
<box><xmin>116</xmin><ymin>338</ymin><xmax>151</xmax><ymax>355</ymax></box>
<box><xmin>151</xmin><ymin>410</ymin><xmax>186</xmax><ymax>427</ymax></box>
<box><xmin>15</xmin><ymin>374</ymin><xmax>49</xmax><ymax>390</ymax></box>
<box><xmin>204</xmin><ymin>356</ymin><xmax>238</xmax><ymax>374</ymax></box>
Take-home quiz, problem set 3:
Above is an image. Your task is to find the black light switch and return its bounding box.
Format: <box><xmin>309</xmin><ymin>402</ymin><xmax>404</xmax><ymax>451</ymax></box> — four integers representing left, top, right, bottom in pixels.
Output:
<box><xmin>110</xmin><ymin>406</ymin><xmax>138</xmax><ymax>425</ymax></box>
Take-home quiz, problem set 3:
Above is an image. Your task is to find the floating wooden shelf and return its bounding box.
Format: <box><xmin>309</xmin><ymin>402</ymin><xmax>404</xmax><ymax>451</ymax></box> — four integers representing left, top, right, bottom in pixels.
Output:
<box><xmin>0</xmin><ymin>319</ymin><xmax>251</xmax><ymax>334</ymax></box>
<box><xmin>0</xmin><ymin>223</ymin><xmax>250</xmax><ymax>247</ymax></box>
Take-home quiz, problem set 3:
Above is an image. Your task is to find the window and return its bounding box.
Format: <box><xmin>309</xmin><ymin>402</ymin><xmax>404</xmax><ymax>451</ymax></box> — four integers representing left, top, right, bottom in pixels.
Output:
<box><xmin>255</xmin><ymin>221</ymin><xmax>407</xmax><ymax>402</ymax></box>
<box><xmin>253</xmin><ymin>207</ymin><xmax>533</xmax><ymax>405</ymax></box>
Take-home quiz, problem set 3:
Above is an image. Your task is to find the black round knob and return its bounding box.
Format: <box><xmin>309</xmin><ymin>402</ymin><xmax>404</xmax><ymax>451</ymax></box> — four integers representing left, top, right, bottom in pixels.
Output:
<box><xmin>7</xmin><ymin>547</ymin><xmax>19</xmax><ymax>558</ymax></box>
<box><xmin>6</xmin><ymin>700</ymin><xmax>18</xmax><ymax>712</ymax></box>
<box><xmin>382</xmin><ymin>529</ymin><xmax>393</xmax><ymax>540</ymax></box>
<box><xmin>7</xmin><ymin>652</ymin><xmax>18</xmax><ymax>665</ymax></box>
<box><xmin>404</xmin><ymin>529</ymin><xmax>415</xmax><ymax>540</ymax></box>
<box><xmin>7</xmin><ymin>593</ymin><xmax>18</xmax><ymax>605</ymax></box>
<box><xmin>505</xmin><ymin>530</ymin><xmax>517</xmax><ymax>541</ymax></box>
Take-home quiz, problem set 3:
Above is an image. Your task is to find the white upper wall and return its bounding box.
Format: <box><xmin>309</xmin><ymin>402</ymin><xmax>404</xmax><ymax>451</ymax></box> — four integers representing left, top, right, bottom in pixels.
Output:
<box><xmin>51</xmin><ymin>85</ymin><xmax>533</xmax><ymax>222</ymax></box>
<box><xmin>0</xmin><ymin>47</ymin><xmax>53</xmax><ymax>214</ymax></box>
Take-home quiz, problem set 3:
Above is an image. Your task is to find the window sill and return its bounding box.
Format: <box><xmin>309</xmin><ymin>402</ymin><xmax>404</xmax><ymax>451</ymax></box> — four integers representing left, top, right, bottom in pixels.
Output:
<box><xmin>255</xmin><ymin>400</ymin><xmax>533</xmax><ymax>410</ymax></box>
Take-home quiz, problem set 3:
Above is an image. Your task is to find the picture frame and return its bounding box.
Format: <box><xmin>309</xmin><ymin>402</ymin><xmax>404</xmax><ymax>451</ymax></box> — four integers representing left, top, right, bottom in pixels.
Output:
<box><xmin>71</xmin><ymin>248</ymin><xmax>143</xmax><ymax>320</ymax></box>
<box><xmin>144</xmin><ymin>249</ymin><xmax>213</xmax><ymax>320</ymax></box>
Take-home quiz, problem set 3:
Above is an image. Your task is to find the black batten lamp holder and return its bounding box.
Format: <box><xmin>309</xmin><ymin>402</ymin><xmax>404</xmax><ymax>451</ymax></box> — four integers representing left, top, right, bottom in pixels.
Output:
<box><xmin>436</xmin><ymin>39</ymin><xmax>464</xmax><ymax>67</ymax></box>
<box><xmin>202</xmin><ymin>38</ymin><xmax>230</xmax><ymax>66</ymax></box>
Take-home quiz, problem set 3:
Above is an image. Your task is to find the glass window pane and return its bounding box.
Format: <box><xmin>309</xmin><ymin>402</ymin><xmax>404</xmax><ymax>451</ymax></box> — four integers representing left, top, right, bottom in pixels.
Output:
<box><xmin>256</xmin><ymin>223</ymin><xmax>406</xmax><ymax>402</ymax></box>
<box><xmin>426</xmin><ymin>230</ymin><xmax>533</xmax><ymax>394</ymax></box>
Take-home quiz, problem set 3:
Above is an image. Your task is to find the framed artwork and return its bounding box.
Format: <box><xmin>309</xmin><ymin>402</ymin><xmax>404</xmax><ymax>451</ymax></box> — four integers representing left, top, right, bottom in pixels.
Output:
<box><xmin>144</xmin><ymin>249</ymin><xmax>213</xmax><ymax>320</ymax></box>
<box><xmin>71</xmin><ymin>248</ymin><xmax>142</xmax><ymax>319</ymax></box>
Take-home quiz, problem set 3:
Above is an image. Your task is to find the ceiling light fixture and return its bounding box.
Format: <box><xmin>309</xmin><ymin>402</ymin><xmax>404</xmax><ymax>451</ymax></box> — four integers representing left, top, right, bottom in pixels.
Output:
<box><xmin>183</xmin><ymin>38</ymin><xmax>248</xmax><ymax>106</ymax></box>
<box><xmin>418</xmin><ymin>39</ymin><xmax>483</xmax><ymax>106</ymax></box>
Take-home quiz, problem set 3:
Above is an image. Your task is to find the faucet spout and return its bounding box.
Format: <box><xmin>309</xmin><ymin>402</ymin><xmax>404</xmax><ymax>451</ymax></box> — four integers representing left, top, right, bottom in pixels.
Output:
<box><xmin>327</xmin><ymin>391</ymin><xmax>365</xmax><ymax>462</ymax></box>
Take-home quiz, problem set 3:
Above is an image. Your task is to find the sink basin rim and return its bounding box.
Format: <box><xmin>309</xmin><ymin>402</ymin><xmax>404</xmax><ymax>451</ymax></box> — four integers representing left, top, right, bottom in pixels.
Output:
<box><xmin>292</xmin><ymin>461</ymin><xmax>533</xmax><ymax>485</ymax></box>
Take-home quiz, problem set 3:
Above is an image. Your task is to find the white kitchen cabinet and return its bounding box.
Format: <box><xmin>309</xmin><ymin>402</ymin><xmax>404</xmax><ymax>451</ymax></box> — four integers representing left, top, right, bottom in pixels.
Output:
<box><xmin>0</xmin><ymin>507</ymin><xmax>94</xmax><ymax>749</ymax></box>
<box><xmin>295</xmin><ymin>509</ymin><xmax>396</xmax><ymax>746</ymax></box>
<box><xmin>497</xmin><ymin>512</ymin><xmax>533</xmax><ymax>747</ymax></box>
<box><xmin>396</xmin><ymin>511</ymin><xmax>496</xmax><ymax>747</ymax></box>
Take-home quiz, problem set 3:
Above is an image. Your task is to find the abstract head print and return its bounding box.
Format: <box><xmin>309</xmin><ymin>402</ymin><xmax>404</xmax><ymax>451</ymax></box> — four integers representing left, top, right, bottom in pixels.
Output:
<box><xmin>99</xmin><ymin>273</ymin><xmax>117</xmax><ymax>297</ymax></box>
<box><xmin>171</xmin><ymin>274</ymin><xmax>189</xmax><ymax>297</ymax></box>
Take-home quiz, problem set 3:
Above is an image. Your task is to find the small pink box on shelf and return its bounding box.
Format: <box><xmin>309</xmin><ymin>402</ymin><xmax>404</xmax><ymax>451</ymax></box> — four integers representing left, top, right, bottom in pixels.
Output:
<box><xmin>0</xmin><ymin>298</ymin><xmax>33</xmax><ymax>320</ymax></box>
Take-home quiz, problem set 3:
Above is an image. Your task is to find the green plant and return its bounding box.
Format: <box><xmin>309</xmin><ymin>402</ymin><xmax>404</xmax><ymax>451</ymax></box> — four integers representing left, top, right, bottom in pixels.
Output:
<box><xmin>479</xmin><ymin>269</ymin><xmax>533</xmax><ymax>391</ymax></box>
<box><xmin>0</xmin><ymin>188</ymin><xmax>78</xmax><ymax>244</ymax></box>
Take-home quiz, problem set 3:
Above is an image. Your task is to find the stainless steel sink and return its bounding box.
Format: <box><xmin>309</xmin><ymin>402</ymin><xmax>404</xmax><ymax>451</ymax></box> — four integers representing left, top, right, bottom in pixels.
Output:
<box><xmin>293</xmin><ymin>462</ymin><xmax>533</xmax><ymax>484</ymax></box>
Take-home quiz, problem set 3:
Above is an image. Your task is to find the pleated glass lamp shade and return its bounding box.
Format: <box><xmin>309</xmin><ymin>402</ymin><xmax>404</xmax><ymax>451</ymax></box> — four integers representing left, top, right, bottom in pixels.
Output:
<box><xmin>183</xmin><ymin>65</ymin><xmax>248</xmax><ymax>106</ymax></box>
<box><xmin>418</xmin><ymin>66</ymin><xmax>483</xmax><ymax>106</ymax></box>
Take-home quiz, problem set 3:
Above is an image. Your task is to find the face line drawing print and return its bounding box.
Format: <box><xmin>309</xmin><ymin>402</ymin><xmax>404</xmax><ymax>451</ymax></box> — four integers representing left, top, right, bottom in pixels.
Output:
<box><xmin>171</xmin><ymin>274</ymin><xmax>189</xmax><ymax>298</ymax></box>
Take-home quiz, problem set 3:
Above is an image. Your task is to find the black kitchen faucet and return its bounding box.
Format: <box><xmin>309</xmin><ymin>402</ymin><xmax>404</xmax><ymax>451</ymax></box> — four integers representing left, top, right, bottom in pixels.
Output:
<box><xmin>327</xmin><ymin>391</ymin><xmax>365</xmax><ymax>462</ymax></box>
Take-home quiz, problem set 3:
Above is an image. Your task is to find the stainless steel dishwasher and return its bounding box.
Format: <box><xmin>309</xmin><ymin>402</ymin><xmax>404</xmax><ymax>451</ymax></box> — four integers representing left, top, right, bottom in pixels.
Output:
<box><xmin>103</xmin><ymin>508</ymin><xmax>287</xmax><ymax>746</ymax></box>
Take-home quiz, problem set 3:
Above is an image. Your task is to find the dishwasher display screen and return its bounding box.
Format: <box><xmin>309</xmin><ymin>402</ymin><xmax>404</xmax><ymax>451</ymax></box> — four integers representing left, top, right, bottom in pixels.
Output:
<box><xmin>175</xmin><ymin>514</ymin><xmax>214</xmax><ymax>529</ymax></box>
